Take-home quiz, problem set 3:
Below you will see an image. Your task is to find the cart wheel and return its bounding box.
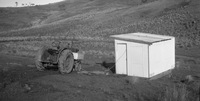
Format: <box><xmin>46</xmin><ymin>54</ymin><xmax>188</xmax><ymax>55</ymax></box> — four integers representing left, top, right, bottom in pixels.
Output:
<box><xmin>58</xmin><ymin>50</ymin><xmax>74</xmax><ymax>74</ymax></box>
<box><xmin>35</xmin><ymin>47</ymin><xmax>46</xmax><ymax>71</ymax></box>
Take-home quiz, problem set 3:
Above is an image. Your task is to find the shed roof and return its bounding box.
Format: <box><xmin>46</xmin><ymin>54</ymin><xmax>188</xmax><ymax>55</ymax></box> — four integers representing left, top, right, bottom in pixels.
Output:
<box><xmin>110</xmin><ymin>32</ymin><xmax>174</xmax><ymax>44</ymax></box>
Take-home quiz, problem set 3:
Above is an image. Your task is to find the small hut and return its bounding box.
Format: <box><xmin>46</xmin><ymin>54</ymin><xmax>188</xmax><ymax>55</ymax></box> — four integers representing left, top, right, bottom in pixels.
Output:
<box><xmin>110</xmin><ymin>32</ymin><xmax>175</xmax><ymax>78</ymax></box>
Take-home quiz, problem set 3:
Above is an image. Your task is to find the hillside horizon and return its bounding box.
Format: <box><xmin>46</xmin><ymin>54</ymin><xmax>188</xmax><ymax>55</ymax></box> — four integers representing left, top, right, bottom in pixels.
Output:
<box><xmin>0</xmin><ymin>0</ymin><xmax>199</xmax><ymax>48</ymax></box>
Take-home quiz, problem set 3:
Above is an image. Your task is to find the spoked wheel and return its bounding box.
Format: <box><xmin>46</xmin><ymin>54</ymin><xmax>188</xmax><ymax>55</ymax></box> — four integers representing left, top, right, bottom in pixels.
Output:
<box><xmin>58</xmin><ymin>50</ymin><xmax>74</xmax><ymax>74</ymax></box>
<box><xmin>35</xmin><ymin>47</ymin><xmax>46</xmax><ymax>71</ymax></box>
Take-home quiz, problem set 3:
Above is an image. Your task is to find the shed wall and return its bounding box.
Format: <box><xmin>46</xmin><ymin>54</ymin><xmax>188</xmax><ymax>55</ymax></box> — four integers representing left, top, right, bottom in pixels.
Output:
<box><xmin>149</xmin><ymin>38</ymin><xmax>175</xmax><ymax>77</ymax></box>
<box><xmin>115</xmin><ymin>39</ymin><xmax>149</xmax><ymax>77</ymax></box>
<box><xmin>127</xmin><ymin>42</ymin><xmax>149</xmax><ymax>77</ymax></box>
<box><xmin>115</xmin><ymin>40</ymin><xmax>127</xmax><ymax>75</ymax></box>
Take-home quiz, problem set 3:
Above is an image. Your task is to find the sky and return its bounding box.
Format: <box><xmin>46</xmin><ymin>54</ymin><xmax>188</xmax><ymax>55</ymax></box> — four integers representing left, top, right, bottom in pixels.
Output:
<box><xmin>0</xmin><ymin>0</ymin><xmax>64</xmax><ymax>7</ymax></box>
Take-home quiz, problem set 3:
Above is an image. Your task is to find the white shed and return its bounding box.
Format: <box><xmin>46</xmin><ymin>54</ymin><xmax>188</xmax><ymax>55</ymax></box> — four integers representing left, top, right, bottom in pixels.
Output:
<box><xmin>110</xmin><ymin>32</ymin><xmax>175</xmax><ymax>78</ymax></box>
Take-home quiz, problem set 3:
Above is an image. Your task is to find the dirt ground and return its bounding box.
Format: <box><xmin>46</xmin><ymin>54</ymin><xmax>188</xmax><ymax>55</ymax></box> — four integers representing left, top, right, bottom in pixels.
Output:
<box><xmin>0</xmin><ymin>52</ymin><xmax>200</xmax><ymax>101</ymax></box>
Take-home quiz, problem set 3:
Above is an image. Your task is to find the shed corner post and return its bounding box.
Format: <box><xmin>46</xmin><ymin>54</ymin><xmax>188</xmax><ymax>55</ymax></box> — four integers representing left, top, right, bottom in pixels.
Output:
<box><xmin>148</xmin><ymin>44</ymin><xmax>150</xmax><ymax>78</ymax></box>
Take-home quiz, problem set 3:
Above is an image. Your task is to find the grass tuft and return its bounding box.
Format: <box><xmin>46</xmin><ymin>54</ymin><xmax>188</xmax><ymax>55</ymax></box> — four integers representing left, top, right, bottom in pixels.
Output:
<box><xmin>159</xmin><ymin>84</ymin><xmax>189</xmax><ymax>101</ymax></box>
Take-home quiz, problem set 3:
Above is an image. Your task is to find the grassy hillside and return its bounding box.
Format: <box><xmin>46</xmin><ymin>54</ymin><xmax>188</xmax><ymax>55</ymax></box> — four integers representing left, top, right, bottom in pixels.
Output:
<box><xmin>0</xmin><ymin>0</ymin><xmax>199</xmax><ymax>57</ymax></box>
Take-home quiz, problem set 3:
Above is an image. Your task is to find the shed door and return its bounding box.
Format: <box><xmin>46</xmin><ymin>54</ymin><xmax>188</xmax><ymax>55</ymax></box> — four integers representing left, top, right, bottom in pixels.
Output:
<box><xmin>116</xmin><ymin>43</ymin><xmax>127</xmax><ymax>74</ymax></box>
<box><xmin>128</xmin><ymin>45</ymin><xmax>146</xmax><ymax>77</ymax></box>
